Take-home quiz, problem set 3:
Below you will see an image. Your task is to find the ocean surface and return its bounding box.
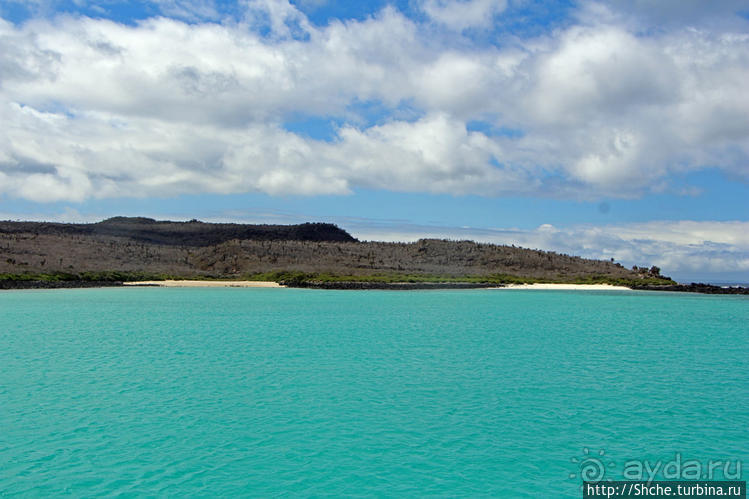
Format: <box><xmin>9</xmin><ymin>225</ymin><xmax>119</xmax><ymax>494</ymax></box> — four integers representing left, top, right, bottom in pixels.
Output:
<box><xmin>1</xmin><ymin>288</ymin><xmax>747</xmax><ymax>497</ymax></box>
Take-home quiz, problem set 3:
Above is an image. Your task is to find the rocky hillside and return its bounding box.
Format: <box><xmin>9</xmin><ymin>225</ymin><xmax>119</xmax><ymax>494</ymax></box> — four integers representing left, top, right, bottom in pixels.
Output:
<box><xmin>0</xmin><ymin>217</ymin><xmax>661</xmax><ymax>282</ymax></box>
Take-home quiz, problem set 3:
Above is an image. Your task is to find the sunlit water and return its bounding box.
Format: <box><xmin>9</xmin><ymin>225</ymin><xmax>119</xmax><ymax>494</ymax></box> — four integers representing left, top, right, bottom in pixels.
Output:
<box><xmin>1</xmin><ymin>288</ymin><xmax>747</xmax><ymax>496</ymax></box>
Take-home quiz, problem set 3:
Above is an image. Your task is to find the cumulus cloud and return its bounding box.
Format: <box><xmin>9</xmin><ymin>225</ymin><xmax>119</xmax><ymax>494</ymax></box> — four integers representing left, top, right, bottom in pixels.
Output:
<box><xmin>242</xmin><ymin>0</ymin><xmax>313</xmax><ymax>39</ymax></box>
<box><xmin>0</xmin><ymin>1</ymin><xmax>748</xmax><ymax>202</ymax></box>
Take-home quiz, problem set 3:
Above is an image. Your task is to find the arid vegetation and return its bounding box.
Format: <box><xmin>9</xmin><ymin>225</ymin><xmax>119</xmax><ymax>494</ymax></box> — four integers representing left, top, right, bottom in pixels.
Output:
<box><xmin>0</xmin><ymin>217</ymin><xmax>673</xmax><ymax>286</ymax></box>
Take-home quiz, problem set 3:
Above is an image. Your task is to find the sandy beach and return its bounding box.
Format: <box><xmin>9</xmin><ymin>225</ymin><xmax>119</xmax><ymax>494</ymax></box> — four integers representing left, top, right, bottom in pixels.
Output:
<box><xmin>123</xmin><ymin>280</ymin><xmax>284</xmax><ymax>288</ymax></box>
<box><xmin>498</xmin><ymin>283</ymin><xmax>632</xmax><ymax>290</ymax></box>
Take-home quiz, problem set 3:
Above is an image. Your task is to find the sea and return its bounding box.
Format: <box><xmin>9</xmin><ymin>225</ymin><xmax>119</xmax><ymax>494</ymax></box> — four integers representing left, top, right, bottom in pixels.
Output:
<box><xmin>1</xmin><ymin>287</ymin><xmax>747</xmax><ymax>497</ymax></box>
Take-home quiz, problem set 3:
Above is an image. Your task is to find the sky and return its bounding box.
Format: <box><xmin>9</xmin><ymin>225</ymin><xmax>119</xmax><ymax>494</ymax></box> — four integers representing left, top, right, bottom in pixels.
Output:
<box><xmin>0</xmin><ymin>0</ymin><xmax>748</xmax><ymax>283</ymax></box>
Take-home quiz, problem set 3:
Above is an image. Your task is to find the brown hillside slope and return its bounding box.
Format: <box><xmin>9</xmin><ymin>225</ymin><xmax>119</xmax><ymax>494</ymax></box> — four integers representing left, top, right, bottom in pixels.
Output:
<box><xmin>0</xmin><ymin>217</ymin><xmax>653</xmax><ymax>282</ymax></box>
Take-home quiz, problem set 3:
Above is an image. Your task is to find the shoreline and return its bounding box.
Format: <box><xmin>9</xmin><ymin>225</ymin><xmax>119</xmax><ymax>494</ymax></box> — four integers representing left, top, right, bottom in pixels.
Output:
<box><xmin>0</xmin><ymin>280</ymin><xmax>122</xmax><ymax>290</ymax></box>
<box><xmin>1</xmin><ymin>279</ymin><xmax>747</xmax><ymax>294</ymax></box>
<box><xmin>497</xmin><ymin>283</ymin><xmax>632</xmax><ymax>291</ymax></box>
<box><xmin>285</xmin><ymin>281</ymin><xmax>499</xmax><ymax>290</ymax></box>
<box><xmin>123</xmin><ymin>280</ymin><xmax>284</xmax><ymax>288</ymax></box>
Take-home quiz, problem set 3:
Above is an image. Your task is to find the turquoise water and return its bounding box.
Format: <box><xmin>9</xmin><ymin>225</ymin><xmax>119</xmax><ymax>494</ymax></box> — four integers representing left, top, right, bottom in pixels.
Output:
<box><xmin>1</xmin><ymin>288</ymin><xmax>747</xmax><ymax>496</ymax></box>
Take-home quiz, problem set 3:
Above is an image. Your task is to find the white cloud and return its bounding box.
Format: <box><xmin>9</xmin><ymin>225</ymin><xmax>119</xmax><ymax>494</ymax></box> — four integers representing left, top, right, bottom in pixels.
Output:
<box><xmin>504</xmin><ymin>25</ymin><xmax>749</xmax><ymax>194</ymax></box>
<box><xmin>328</xmin><ymin>114</ymin><xmax>532</xmax><ymax>195</ymax></box>
<box><xmin>241</xmin><ymin>0</ymin><xmax>313</xmax><ymax>39</ymax></box>
<box><xmin>0</xmin><ymin>2</ymin><xmax>747</xmax><ymax>202</ymax></box>
<box><xmin>527</xmin><ymin>27</ymin><xmax>676</xmax><ymax>126</ymax></box>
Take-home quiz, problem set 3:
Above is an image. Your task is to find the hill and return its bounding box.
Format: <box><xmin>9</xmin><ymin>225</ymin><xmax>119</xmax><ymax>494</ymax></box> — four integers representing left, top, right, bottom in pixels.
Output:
<box><xmin>0</xmin><ymin>217</ymin><xmax>671</xmax><ymax>287</ymax></box>
<box><xmin>0</xmin><ymin>217</ymin><xmax>356</xmax><ymax>246</ymax></box>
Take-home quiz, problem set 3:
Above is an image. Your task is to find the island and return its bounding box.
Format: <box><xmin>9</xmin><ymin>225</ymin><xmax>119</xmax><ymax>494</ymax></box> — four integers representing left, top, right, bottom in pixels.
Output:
<box><xmin>0</xmin><ymin>217</ymin><xmax>745</xmax><ymax>294</ymax></box>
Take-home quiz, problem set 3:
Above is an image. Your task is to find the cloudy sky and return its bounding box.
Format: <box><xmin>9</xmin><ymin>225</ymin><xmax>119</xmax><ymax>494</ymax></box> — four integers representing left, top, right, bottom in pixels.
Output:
<box><xmin>1</xmin><ymin>0</ymin><xmax>748</xmax><ymax>282</ymax></box>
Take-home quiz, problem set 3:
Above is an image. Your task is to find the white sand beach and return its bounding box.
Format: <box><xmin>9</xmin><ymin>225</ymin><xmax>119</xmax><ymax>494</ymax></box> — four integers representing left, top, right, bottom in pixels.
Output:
<box><xmin>123</xmin><ymin>280</ymin><xmax>284</xmax><ymax>288</ymax></box>
<box><xmin>498</xmin><ymin>283</ymin><xmax>632</xmax><ymax>290</ymax></box>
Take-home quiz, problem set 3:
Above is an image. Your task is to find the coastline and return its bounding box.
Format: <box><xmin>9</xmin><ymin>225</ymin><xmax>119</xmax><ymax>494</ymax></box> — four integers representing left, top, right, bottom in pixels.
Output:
<box><xmin>123</xmin><ymin>280</ymin><xmax>284</xmax><ymax>288</ymax></box>
<box><xmin>498</xmin><ymin>283</ymin><xmax>632</xmax><ymax>291</ymax></box>
<box><xmin>1</xmin><ymin>278</ymin><xmax>747</xmax><ymax>294</ymax></box>
<box><xmin>0</xmin><ymin>280</ymin><xmax>122</xmax><ymax>290</ymax></box>
<box><xmin>284</xmin><ymin>281</ymin><xmax>499</xmax><ymax>290</ymax></box>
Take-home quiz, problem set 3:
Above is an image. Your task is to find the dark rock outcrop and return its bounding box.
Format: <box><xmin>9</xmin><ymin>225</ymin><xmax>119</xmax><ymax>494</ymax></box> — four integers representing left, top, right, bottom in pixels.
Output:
<box><xmin>0</xmin><ymin>218</ymin><xmax>357</xmax><ymax>246</ymax></box>
<box><xmin>630</xmin><ymin>283</ymin><xmax>749</xmax><ymax>295</ymax></box>
<box><xmin>0</xmin><ymin>280</ymin><xmax>123</xmax><ymax>290</ymax></box>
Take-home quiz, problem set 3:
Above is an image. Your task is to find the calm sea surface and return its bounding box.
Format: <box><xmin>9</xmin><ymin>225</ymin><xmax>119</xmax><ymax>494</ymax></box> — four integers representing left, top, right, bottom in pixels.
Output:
<box><xmin>1</xmin><ymin>288</ymin><xmax>747</xmax><ymax>496</ymax></box>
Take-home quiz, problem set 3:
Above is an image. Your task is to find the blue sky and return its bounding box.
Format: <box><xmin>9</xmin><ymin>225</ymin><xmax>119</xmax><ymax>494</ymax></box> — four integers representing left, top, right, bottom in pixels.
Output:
<box><xmin>1</xmin><ymin>0</ymin><xmax>748</xmax><ymax>282</ymax></box>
